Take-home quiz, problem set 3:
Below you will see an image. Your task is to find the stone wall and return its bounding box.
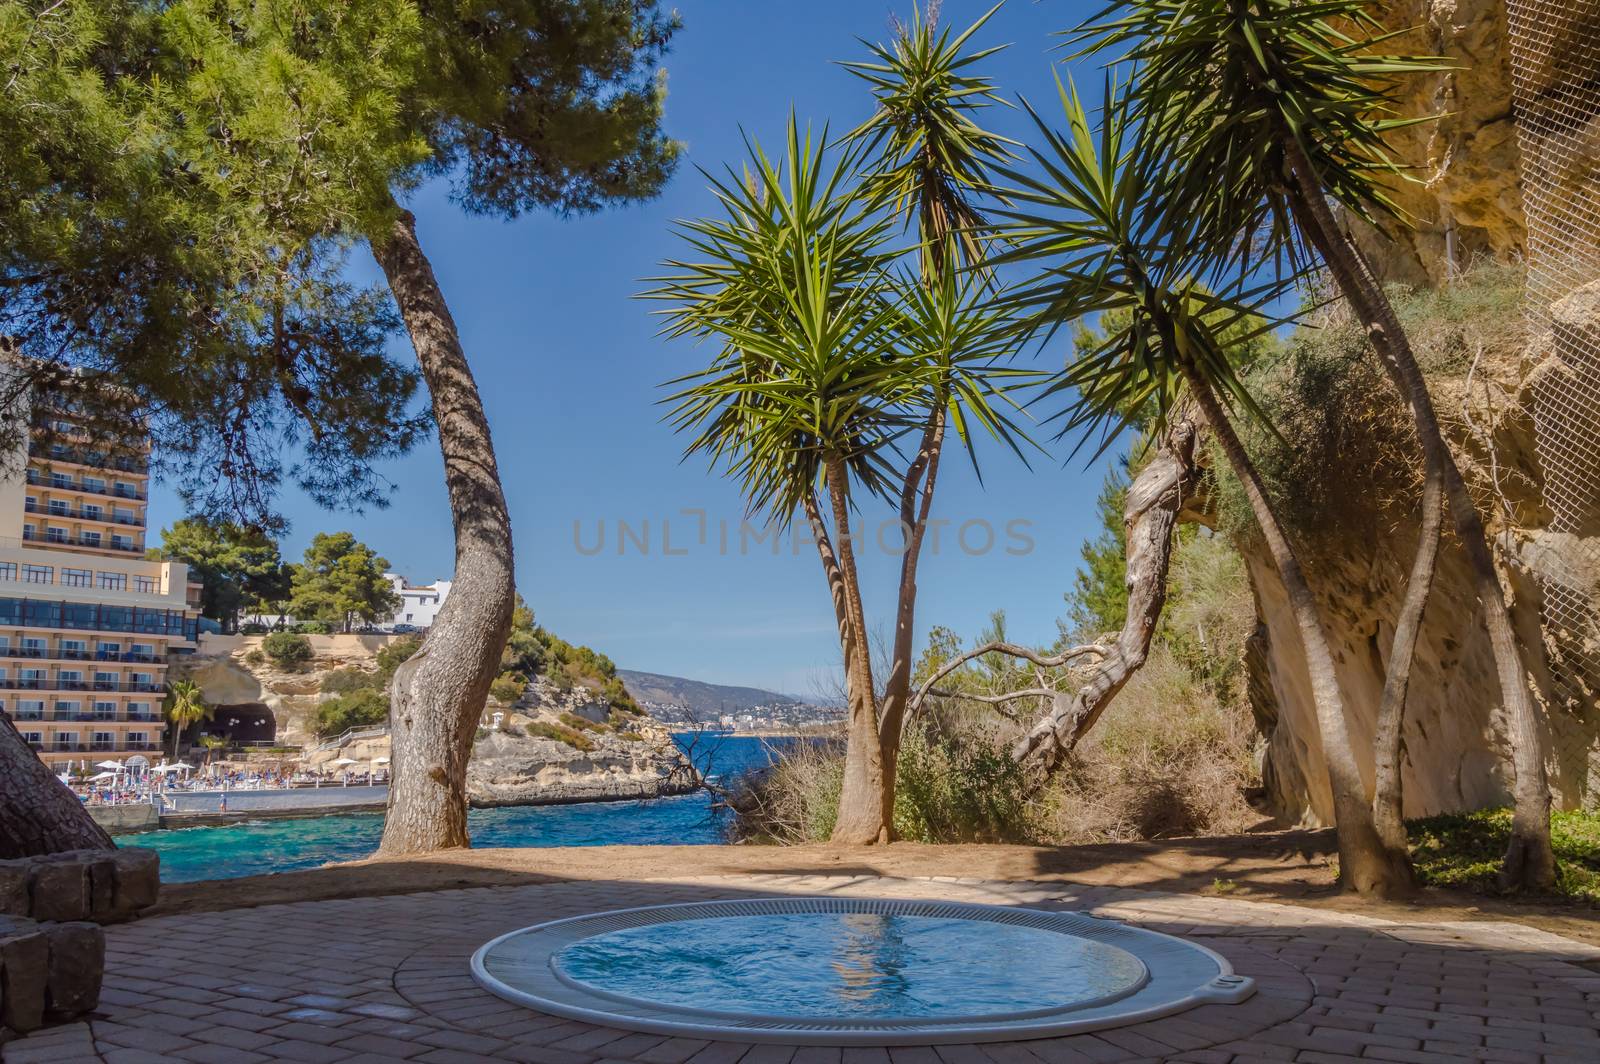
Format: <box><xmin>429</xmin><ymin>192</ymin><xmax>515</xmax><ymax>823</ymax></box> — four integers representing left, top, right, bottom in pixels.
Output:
<box><xmin>0</xmin><ymin>847</ymin><xmax>158</xmax><ymax>1038</ymax></box>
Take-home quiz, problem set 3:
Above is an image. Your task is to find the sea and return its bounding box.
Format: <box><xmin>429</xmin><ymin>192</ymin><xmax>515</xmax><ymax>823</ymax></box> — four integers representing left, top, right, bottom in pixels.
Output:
<box><xmin>137</xmin><ymin>734</ymin><xmax>792</xmax><ymax>883</ymax></box>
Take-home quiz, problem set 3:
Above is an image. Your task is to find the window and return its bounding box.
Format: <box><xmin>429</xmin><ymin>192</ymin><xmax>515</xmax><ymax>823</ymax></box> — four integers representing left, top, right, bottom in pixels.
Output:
<box><xmin>16</xmin><ymin>702</ymin><xmax>43</xmax><ymax>721</ymax></box>
<box><xmin>53</xmin><ymin>732</ymin><xmax>77</xmax><ymax>749</ymax></box>
<box><xmin>82</xmin><ymin>506</ymin><xmax>102</xmax><ymax>521</ymax></box>
<box><xmin>81</xmin><ymin>530</ymin><xmax>103</xmax><ymax>547</ymax></box>
<box><xmin>57</xmin><ymin>671</ymin><xmax>82</xmax><ymax>687</ymax></box>
<box><xmin>109</xmin><ymin>534</ymin><xmax>132</xmax><ymax>551</ymax></box>
<box><xmin>96</xmin><ymin>642</ymin><xmax>120</xmax><ymax>659</ymax></box>
<box><xmin>126</xmin><ymin>731</ymin><xmax>146</xmax><ymax>746</ymax></box>
<box><xmin>20</xmin><ymin>639</ymin><xmax>45</xmax><ymax>656</ymax></box>
<box><xmin>20</xmin><ymin>731</ymin><xmax>42</xmax><ymax>746</ymax></box>
<box><xmin>62</xmin><ymin>568</ymin><xmax>92</xmax><ymax>588</ymax></box>
<box><xmin>18</xmin><ymin>669</ymin><xmax>43</xmax><ymax>687</ymax></box>
<box><xmin>82</xmin><ymin>477</ymin><xmax>105</xmax><ymax>493</ymax></box>
<box><xmin>22</xmin><ymin>565</ymin><xmax>52</xmax><ymax>584</ymax></box>
<box><xmin>97</xmin><ymin>573</ymin><xmax>126</xmax><ymax>592</ymax></box>
<box><xmin>134</xmin><ymin>576</ymin><xmax>158</xmax><ymax>594</ymax></box>
<box><xmin>405</xmin><ymin>613</ymin><xmax>413</xmax><ymax>621</ymax></box>
<box><xmin>94</xmin><ymin>672</ymin><xmax>117</xmax><ymax>690</ymax></box>
<box><xmin>44</xmin><ymin>527</ymin><xmax>67</xmax><ymax>543</ymax></box>
<box><xmin>93</xmin><ymin>702</ymin><xmax>116</xmax><ymax>720</ymax></box>
<box><xmin>113</xmin><ymin>508</ymin><xmax>135</xmax><ymax>524</ymax></box>
<box><xmin>47</xmin><ymin>500</ymin><xmax>68</xmax><ymax>516</ymax></box>
<box><xmin>48</xmin><ymin>473</ymin><xmax>69</xmax><ymax>489</ymax></box>
<box><xmin>130</xmin><ymin>672</ymin><xmax>153</xmax><ymax>687</ymax></box>
<box><xmin>0</xmin><ymin>563</ymin><xmax>15</xmax><ymax>581</ymax></box>
<box><xmin>127</xmin><ymin>702</ymin><xmax>150</xmax><ymax>720</ymax></box>
<box><xmin>92</xmin><ymin>731</ymin><xmax>115</xmax><ymax>749</ymax></box>
<box><xmin>129</xmin><ymin>644</ymin><xmax>154</xmax><ymax>660</ymax></box>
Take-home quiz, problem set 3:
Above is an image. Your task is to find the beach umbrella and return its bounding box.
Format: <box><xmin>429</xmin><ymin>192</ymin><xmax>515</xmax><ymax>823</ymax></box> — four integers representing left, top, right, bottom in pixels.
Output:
<box><xmin>170</xmin><ymin>762</ymin><xmax>195</xmax><ymax>771</ymax></box>
<box><xmin>96</xmin><ymin>760</ymin><xmax>123</xmax><ymax>770</ymax></box>
<box><xmin>372</xmin><ymin>756</ymin><xmax>390</xmax><ymax>764</ymax></box>
<box><xmin>90</xmin><ymin>771</ymin><xmax>118</xmax><ymax>782</ymax></box>
<box><xmin>329</xmin><ymin>757</ymin><xmax>358</xmax><ymax>766</ymax></box>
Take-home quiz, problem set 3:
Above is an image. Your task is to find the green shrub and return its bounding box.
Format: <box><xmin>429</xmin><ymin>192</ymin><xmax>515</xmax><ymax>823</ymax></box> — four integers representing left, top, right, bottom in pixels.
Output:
<box><xmin>500</xmin><ymin>722</ymin><xmax>524</xmax><ymax>737</ymax></box>
<box><xmin>526</xmin><ymin>721</ymin><xmax>594</xmax><ymax>752</ymax></box>
<box><xmin>291</xmin><ymin>620</ymin><xmax>334</xmax><ymax>635</ymax></box>
<box><xmin>892</xmin><ymin>726</ymin><xmax>1043</xmax><ymax>844</ymax></box>
<box><xmin>321</xmin><ymin>667</ymin><xmax>376</xmax><ymax>695</ymax></box>
<box><xmin>730</xmin><ymin>740</ymin><xmax>844</xmax><ymax>843</ymax></box>
<box><xmin>262</xmin><ymin>632</ymin><xmax>313</xmax><ymax>666</ymax></box>
<box><xmin>240</xmin><ymin>621</ymin><xmax>269</xmax><ymax>635</ymax></box>
<box><xmin>376</xmin><ymin>636</ymin><xmax>421</xmax><ymax>677</ymax></box>
<box><xmin>490</xmin><ymin>673</ymin><xmax>526</xmax><ymax>704</ymax></box>
<box><xmin>559</xmin><ymin>711</ymin><xmax>609</xmax><ymax>733</ymax></box>
<box><xmin>315</xmin><ymin>688</ymin><xmax>388</xmax><ymax>736</ymax></box>
<box><xmin>244</xmin><ymin>649</ymin><xmax>265</xmax><ymax>666</ymax></box>
<box><xmin>1409</xmin><ymin>808</ymin><xmax>1600</xmax><ymax>902</ymax></box>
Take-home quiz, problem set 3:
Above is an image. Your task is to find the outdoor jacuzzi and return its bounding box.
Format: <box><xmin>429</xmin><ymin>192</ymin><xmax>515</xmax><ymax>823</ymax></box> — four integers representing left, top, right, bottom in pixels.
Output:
<box><xmin>469</xmin><ymin>898</ymin><xmax>1254</xmax><ymax>1044</ymax></box>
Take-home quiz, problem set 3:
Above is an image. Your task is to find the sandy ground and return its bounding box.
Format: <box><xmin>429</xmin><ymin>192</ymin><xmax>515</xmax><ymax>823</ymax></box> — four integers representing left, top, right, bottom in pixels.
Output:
<box><xmin>147</xmin><ymin>830</ymin><xmax>1600</xmax><ymax>945</ymax></box>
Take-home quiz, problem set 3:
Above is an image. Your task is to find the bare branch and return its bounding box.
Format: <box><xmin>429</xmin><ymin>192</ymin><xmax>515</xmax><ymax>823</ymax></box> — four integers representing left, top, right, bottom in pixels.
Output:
<box><xmin>908</xmin><ymin>640</ymin><xmax>1104</xmax><ymax>720</ymax></box>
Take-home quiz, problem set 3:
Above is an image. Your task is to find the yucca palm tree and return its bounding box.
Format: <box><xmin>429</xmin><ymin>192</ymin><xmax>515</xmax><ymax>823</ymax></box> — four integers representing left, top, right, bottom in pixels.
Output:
<box><xmin>1070</xmin><ymin>0</ymin><xmax>1555</xmax><ymax>890</ymax></box>
<box><xmin>834</xmin><ymin>1</ymin><xmax>1024</xmax><ymax>842</ymax></box>
<box><xmin>164</xmin><ymin>680</ymin><xmax>211</xmax><ymax>759</ymax></box>
<box><xmin>647</xmin><ymin>118</ymin><xmax>1031</xmax><ymax>844</ymax></box>
<box><xmin>993</xmin><ymin>79</ymin><xmax>1413</xmax><ymax>896</ymax></box>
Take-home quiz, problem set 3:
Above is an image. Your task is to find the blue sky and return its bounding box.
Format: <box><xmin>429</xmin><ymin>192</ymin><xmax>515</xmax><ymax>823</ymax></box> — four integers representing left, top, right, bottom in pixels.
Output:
<box><xmin>149</xmin><ymin>0</ymin><xmax>1119</xmax><ymax>697</ymax></box>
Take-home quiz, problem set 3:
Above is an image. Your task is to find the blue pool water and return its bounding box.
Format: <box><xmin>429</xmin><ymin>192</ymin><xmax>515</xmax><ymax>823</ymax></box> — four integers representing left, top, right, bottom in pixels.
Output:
<box><xmin>139</xmin><ymin>735</ymin><xmax>788</xmax><ymax>883</ymax></box>
<box><xmin>552</xmin><ymin>912</ymin><xmax>1147</xmax><ymax>1019</ymax></box>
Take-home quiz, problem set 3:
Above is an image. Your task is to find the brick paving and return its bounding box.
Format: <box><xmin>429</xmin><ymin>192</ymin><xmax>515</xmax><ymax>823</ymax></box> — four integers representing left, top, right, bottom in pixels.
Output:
<box><xmin>4</xmin><ymin>873</ymin><xmax>1598</xmax><ymax>1063</ymax></box>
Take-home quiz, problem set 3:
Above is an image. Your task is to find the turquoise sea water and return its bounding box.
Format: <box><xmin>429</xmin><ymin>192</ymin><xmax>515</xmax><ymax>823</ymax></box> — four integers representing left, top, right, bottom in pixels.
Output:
<box><xmin>139</xmin><ymin>735</ymin><xmax>788</xmax><ymax>883</ymax></box>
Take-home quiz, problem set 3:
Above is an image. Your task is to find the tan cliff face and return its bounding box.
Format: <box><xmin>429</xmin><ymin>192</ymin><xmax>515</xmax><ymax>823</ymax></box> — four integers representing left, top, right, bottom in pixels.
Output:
<box><xmin>1353</xmin><ymin>0</ymin><xmax>1526</xmax><ymax>284</ymax></box>
<box><xmin>173</xmin><ymin>634</ymin><xmax>694</xmax><ymax>802</ymax></box>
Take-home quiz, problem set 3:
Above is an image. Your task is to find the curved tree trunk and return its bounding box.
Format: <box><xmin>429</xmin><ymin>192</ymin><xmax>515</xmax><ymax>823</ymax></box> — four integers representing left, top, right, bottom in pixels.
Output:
<box><xmin>1178</xmin><ymin>355</ymin><xmax>1412</xmax><ymax>897</ymax></box>
<box><xmin>0</xmin><ymin>713</ymin><xmax>114</xmax><ymax>858</ymax></box>
<box><xmin>1372</xmin><ymin>460</ymin><xmax>1442</xmax><ymax>863</ymax></box>
<box><xmin>1013</xmin><ymin>402</ymin><xmax>1202</xmax><ymax>779</ymax></box>
<box><xmin>372</xmin><ymin>207</ymin><xmax>516</xmax><ymax>855</ymax></box>
<box><xmin>1282</xmin><ymin>139</ymin><xmax>1557</xmax><ymax>890</ymax></box>
<box><xmin>824</xmin><ymin>453</ymin><xmax>888</xmax><ymax>845</ymax></box>
<box><xmin>875</xmin><ymin>405</ymin><xmax>946</xmax><ymax>838</ymax></box>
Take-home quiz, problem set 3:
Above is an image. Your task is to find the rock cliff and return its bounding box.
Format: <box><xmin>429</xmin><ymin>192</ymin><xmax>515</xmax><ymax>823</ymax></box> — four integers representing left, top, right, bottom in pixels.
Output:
<box><xmin>1224</xmin><ymin>0</ymin><xmax>1600</xmax><ymax>826</ymax></box>
<box><xmin>174</xmin><ymin>635</ymin><xmax>696</xmax><ymax>805</ymax></box>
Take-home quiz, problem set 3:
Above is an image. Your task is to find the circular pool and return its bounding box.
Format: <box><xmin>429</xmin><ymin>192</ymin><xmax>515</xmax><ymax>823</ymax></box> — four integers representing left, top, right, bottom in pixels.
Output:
<box><xmin>470</xmin><ymin>898</ymin><xmax>1254</xmax><ymax>1044</ymax></box>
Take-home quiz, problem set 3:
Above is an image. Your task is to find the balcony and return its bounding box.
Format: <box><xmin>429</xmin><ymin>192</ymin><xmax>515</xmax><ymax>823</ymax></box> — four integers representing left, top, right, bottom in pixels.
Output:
<box><xmin>22</xmin><ymin>528</ymin><xmax>143</xmax><ymax>553</ymax></box>
<box><xmin>25</xmin><ymin>471</ymin><xmax>149</xmax><ymax>502</ymax></box>
<box><xmin>24</xmin><ymin>502</ymin><xmax>142</xmax><ymax>526</ymax></box>
<box><xmin>0</xmin><ymin>647</ymin><xmax>165</xmax><ymax>664</ymax></box>
<box><xmin>27</xmin><ymin>442</ymin><xmax>149</xmax><ymax>475</ymax></box>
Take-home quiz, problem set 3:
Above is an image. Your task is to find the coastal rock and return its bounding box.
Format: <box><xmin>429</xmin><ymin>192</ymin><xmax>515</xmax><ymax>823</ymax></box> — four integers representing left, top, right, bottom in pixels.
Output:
<box><xmin>466</xmin><ymin>679</ymin><xmax>697</xmax><ymax>807</ymax></box>
<box><xmin>109</xmin><ymin>848</ymin><xmax>160</xmax><ymax>917</ymax></box>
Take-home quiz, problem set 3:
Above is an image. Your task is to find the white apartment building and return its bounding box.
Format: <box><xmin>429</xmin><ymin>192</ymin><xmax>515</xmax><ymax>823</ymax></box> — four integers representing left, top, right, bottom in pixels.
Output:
<box><xmin>383</xmin><ymin>573</ymin><xmax>451</xmax><ymax>630</ymax></box>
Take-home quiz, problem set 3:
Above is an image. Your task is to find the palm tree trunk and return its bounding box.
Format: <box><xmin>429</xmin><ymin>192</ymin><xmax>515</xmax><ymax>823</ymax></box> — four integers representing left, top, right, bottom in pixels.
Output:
<box><xmin>1177</xmin><ymin>354</ymin><xmax>1412</xmax><ymax>896</ymax></box>
<box><xmin>372</xmin><ymin>206</ymin><xmax>516</xmax><ymax>855</ymax></box>
<box><xmin>821</xmin><ymin>454</ymin><xmax>888</xmax><ymax>845</ymax></box>
<box><xmin>875</xmin><ymin>404</ymin><xmax>946</xmax><ymax>834</ymax></box>
<box><xmin>1281</xmin><ymin>138</ymin><xmax>1557</xmax><ymax>890</ymax></box>
<box><xmin>1372</xmin><ymin>463</ymin><xmax>1441</xmax><ymax>860</ymax></box>
<box><xmin>0</xmin><ymin>714</ymin><xmax>113</xmax><ymax>857</ymax></box>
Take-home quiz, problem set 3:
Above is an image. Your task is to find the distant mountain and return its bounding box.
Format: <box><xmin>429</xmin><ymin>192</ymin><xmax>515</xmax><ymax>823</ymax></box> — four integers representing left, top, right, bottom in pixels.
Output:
<box><xmin>617</xmin><ymin>669</ymin><xmax>819</xmax><ymax>717</ymax></box>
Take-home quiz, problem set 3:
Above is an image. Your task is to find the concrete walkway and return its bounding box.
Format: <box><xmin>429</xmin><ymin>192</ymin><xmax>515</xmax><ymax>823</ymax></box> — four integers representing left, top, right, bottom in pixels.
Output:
<box><xmin>4</xmin><ymin>874</ymin><xmax>1599</xmax><ymax>1063</ymax></box>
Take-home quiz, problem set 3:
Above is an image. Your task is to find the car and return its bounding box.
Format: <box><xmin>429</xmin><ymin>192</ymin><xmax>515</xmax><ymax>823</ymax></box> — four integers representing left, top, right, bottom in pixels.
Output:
<box><xmin>391</xmin><ymin>624</ymin><xmax>419</xmax><ymax>634</ymax></box>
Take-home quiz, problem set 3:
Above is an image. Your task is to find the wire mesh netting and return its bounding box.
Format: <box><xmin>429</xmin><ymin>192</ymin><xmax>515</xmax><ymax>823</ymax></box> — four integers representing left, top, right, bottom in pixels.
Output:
<box><xmin>1507</xmin><ymin>1</ymin><xmax>1600</xmax><ymax>778</ymax></box>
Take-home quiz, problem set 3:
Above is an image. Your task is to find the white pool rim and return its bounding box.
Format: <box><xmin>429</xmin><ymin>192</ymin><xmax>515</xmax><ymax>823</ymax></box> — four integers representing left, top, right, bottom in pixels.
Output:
<box><xmin>469</xmin><ymin>897</ymin><xmax>1255</xmax><ymax>1045</ymax></box>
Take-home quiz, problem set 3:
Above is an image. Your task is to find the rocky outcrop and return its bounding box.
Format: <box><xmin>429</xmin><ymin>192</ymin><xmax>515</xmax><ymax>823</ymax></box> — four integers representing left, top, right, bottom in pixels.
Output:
<box><xmin>1353</xmin><ymin>0</ymin><xmax>1525</xmax><ymax>284</ymax></box>
<box><xmin>1234</xmin><ymin>270</ymin><xmax>1600</xmax><ymax>825</ymax></box>
<box><xmin>466</xmin><ymin>678</ymin><xmax>696</xmax><ymax>807</ymax></box>
<box><xmin>176</xmin><ymin>634</ymin><xmax>398</xmax><ymax>747</ymax></box>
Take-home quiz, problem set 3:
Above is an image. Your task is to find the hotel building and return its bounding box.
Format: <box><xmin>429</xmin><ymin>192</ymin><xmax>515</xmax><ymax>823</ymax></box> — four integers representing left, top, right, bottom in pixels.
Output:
<box><xmin>0</xmin><ymin>376</ymin><xmax>200</xmax><ymax>771</ymax></box>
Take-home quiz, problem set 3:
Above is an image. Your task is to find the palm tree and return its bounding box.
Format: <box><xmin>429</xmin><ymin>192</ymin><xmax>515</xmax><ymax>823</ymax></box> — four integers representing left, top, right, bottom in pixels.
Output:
<box><xmin>835</xmin><ymin>1</ymin><xmax>1024</xmax><ymax>842</ymax></box>
<box><xmin>198</xmin><ymin>735</ymin><xmax>229</xmax><ymax>770</ymax></box>
<box><xmin>647</xmin><ymin>118</ymin><xmax>1029</xmax><ymax>843</ymax></box>
<box><xmin>164</xmin><ymin>680</ymin><xmax>211</xmax><ymax>760</ymax></box>
<box><xmin>993</xmin><ymin>79</ymin><xmax>1413</xmax><ymax>896</ymax></box>
<box><xmin>1070</xmin><ymin>0</ymin><xmax>1555</xmax><ymax>890</ymax></box>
